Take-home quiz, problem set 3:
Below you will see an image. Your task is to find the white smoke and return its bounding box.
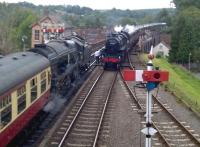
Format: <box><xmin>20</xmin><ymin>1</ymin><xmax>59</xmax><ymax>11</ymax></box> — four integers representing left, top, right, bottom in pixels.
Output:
<box><xmin>114</xmin><ymin>25</ymin><xmax>123</xmax><ymax>32</ymax></box>
<box><xmin>43</xmin><ymin>94</ymin><xmax>66</xmax><ymax>113</ymax></box>
<box><xmin>124</xmin><ymin>25</ymin><xmax>136</xmax><ymax>34</ymax></box>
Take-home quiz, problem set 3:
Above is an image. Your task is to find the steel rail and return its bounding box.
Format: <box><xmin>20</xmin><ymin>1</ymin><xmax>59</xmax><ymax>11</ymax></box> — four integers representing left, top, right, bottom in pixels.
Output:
<box><xmin>153</xmin><ymin>95</ymin><xmax>200</xmax><ymax>146</ymax></box>
<box><xmin>120</xmin><ymin>71</ymin><xmax>144</xmax><ymax>110</ymax></box>
<box><xmin>128</xmin><ymin>53</ymin><xmax>135</xmax><ymax>70</ymax></box>
<box><xmin>58</xmin><ymin>70</ymin><xmax>104</xmax><ymax>147</ymax></box>
<box><xmin>92</xmin><ymin>72</ymin><xmax>118</xmax><ymax>147</ymax></box>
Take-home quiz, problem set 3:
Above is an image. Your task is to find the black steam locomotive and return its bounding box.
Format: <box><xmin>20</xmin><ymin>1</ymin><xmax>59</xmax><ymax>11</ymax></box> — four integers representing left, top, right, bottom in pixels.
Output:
<box><xmin>30</xmin><ymin>35</ymin><xmax>92</xmax><ymax>94</ymax></box>
<box><xmin>101</xmin><ymin>23</ymin><xmax>166</xmax><ymax>70</ymax></box>
<box><xmin>101</xmin><ymin>30</ymin><xmax>136</xmax><ymax>70</ymax></box>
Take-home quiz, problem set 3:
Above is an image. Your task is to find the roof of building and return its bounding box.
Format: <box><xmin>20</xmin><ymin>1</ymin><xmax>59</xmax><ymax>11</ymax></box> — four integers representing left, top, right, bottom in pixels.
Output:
<box><xmin>154</xmin><ymin>41</ymin><xmax>171</xmax><ymax>50</ymax></box>
<box><xmin>32</xmin><ymin>15</ymin><xmax>65</xmax><ymax>28</ymax></box>
<box><xmin>39</xmin><ymin>16</ymin><xmax>55</xmax><ymax>24</ymax></box>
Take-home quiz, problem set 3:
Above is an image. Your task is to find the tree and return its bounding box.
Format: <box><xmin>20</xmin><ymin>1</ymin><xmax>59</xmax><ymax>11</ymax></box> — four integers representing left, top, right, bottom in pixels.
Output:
<box><xmin>0</xmin><ymin>3</ymin><xmax>38</xmax><ymax>53</ymax></box>
<box><xmin>16</xmin><ymin>11</ymin><xmax>38</xmax><ymax>50</ymax></box>
<box><xmin>156</xmin><ymin>9</ymin><xmax>172</xmax><ymax>26</ymax></box>
<box><xmin>119</xmin><ymin>17</ymin><xmax>136</xmax><ymax>26</ymax></box>
<box><xmin>169</xmin><ymin>6</ymin><xmax>200</xmax><ymax>63</ymax></box>
<box><xmin>173</xmin><ymin>0</ymin><xmax>200</xmax><ymax>10</ymax></box>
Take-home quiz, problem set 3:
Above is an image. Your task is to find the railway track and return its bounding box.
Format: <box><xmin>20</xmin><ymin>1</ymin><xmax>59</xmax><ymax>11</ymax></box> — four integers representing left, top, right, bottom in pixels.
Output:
<box><xmin>122</xmin><ymin>52</ymin><xmax>200</xmax><ymax>146</ymax></box>
<box><xmin>44</xmin><ymin>68</ymin><xmax>117</xmax><ymax>147</ymax></box>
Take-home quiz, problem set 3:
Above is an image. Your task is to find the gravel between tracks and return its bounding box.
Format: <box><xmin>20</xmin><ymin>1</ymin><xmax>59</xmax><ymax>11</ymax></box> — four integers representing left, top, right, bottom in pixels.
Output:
<box><xmin>154</xmin><ymin>88</ymin><xmax>200</xmax><ymax>138</ymax></box>
<box><xmin>99</xmin><ymin>74</ymin><xmax>144</xmax><ymax>147</ymax></box>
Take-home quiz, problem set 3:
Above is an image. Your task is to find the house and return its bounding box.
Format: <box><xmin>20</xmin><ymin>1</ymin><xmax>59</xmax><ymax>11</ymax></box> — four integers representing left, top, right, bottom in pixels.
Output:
<box><xmin>31</xmin><ymin>16</ymin><xmax>65</xmax><ymax>47</ymax></box>
<box><xmin>153</xmin><ymin>41</ymin><xmax>170</xmax><ymax>57</ymax></box>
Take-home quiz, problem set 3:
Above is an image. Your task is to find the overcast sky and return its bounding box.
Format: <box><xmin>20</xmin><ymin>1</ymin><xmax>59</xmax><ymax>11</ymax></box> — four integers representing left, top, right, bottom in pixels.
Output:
<box><xmin>0</xmin><ymin>0</ymin><xmax>174</xmax><ymax>10</ymax></box>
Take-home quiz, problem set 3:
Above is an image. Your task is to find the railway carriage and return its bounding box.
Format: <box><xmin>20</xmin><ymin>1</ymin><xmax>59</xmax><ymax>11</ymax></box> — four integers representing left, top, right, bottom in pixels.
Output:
<box><xmin>0</xmin><ymin>52</ymin><xmax>51</xmax><ymax>147</ymax></box>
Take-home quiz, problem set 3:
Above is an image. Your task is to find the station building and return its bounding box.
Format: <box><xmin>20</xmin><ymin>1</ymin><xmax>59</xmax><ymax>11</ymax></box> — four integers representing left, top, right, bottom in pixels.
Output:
<box><xmin>31</xmin><ymin>16</ymin><xmax>65</xmax><ymax>47</ymax></box>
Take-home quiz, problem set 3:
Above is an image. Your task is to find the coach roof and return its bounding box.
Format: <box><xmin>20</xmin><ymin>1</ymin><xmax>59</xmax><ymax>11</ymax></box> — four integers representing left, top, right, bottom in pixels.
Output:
<box><xmin>0</xmin><ymin>51</ymin><xmax>50</xmax><ymax>95</ymax></box>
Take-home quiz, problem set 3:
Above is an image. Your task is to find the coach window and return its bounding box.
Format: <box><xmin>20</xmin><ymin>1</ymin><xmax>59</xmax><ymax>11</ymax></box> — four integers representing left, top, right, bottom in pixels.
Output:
<box><xmin>47</xmin><ymin>71</ymin><xmax>51</xmax><ymax>86</ymax></box>
<box><xmin>41</xmin><ymin>71</ymin><xmax>47</xmax><ymax>93</ymax></box>
<box><xmin>0</xmin><ymin>94</ymin><xmax>12</xmax><ymax>129</ymax></box>
<box><xmin>35</xmin><ymin>30</ymin><xmax>40</xmax><ymax>41</ymax></box>
<box><xmin>30</xmin><ymin>77</ymin><xmax>37</xmax><ymax>102</ymax></box>
<box><xmin>17</xmin><ymin>85</ymin><xmax>26</xmax><ymax>114</ymax></box>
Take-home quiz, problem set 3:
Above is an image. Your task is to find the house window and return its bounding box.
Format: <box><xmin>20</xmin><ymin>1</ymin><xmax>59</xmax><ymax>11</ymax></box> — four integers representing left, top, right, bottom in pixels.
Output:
<box><xmin>35</xmin><ymin>30</ymin><xmax>40</xmax><ymax>41</ymax></box>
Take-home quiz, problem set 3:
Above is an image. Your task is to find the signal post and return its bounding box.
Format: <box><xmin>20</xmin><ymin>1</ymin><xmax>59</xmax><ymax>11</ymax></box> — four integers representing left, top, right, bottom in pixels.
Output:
<box><xmin>123</xmin><ymin>47</ymin><xmax>169</xmax><ymax>147</ymax></box>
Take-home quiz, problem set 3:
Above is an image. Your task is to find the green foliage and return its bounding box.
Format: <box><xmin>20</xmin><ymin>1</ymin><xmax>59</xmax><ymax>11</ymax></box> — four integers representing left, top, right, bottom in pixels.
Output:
<box><xmin>156</xmin><ymin>9</ymin><xmax>172</xmax><ymax>26</ymax></box>
<box><xmin>169</xmin><ymin>6</ymin><xmax>200</xmax><ymax>63</ymax></box>
<box><xmin>156</xmin><ymin>52</ymin><xmax>163</xmax><ymax>58</ymax></box>
<box><xmin>0</xmin><ymin>3</ymin><xmax>38</xmax><ymax>54</ymax></box>
<box><xmin>16</xmin><ymin>12</ymin><xmax>37</xmax><ymax>50</ymax></box>
<box><xmin>64</xmin><ymin>8</ymin><xmax>164</xmax><ymax>27</ymax></box>
<box><xmin>173</xmin><ymin>0</ymin><xmax>200</xmax><ymax>10</ymax></box>
<box><xmin>119</xmin><ymin>17</ymin><xmax>136</xmax><ymax>26</ymax></box>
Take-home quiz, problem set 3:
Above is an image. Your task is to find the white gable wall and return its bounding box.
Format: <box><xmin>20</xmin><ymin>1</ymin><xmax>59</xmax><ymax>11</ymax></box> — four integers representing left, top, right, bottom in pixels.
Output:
<box><xmin>153</xmin><ymin>43</ymin><xmax>170</xmax><ymax>57</ymax></box>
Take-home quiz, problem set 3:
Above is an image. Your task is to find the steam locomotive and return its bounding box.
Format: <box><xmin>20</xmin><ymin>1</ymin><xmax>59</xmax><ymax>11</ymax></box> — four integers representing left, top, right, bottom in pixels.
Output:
<box><xmin>0</xmin><ymin>35</ymin><xmax>92</xmax><ymax>147</ymax></box>
<box><xmin>101</xmin><ymin>31</ymin><xmax>136</xmax><ymax>69</ymax></box>
<box><xmin>101</xmin><ymin>23</ymin><xmax>166</xmax><ymax>70</ymax></box>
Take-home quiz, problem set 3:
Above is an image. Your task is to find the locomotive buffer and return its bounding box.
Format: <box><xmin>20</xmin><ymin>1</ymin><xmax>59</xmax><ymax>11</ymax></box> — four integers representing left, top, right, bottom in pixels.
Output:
<box><xmin>123</xmin><ymin>46</ymin><xmax>169</xmax><ymax>147</ymax></box>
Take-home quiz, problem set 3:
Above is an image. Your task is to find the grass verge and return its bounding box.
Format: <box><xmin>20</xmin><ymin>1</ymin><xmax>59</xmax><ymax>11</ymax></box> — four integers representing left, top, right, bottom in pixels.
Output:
<box><xmin>140</xmin><ymin>54</ymin><xmax>200</xmax><ymax>112</ymax></box>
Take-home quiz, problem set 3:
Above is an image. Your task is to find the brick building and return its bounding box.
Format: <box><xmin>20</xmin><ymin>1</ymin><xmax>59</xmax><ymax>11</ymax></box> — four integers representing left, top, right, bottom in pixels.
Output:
<box><xmin>31</xmin><ymin>16</ymin><xmax>65</xmax><ymax>47</ymax></box>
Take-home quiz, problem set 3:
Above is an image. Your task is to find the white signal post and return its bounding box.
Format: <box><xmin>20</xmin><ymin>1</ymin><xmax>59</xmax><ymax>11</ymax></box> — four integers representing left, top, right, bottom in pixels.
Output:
<box><xmin>143</xmin><ymin>45</ymin><xmax>157</xmax><ymax>147</ymax></box>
